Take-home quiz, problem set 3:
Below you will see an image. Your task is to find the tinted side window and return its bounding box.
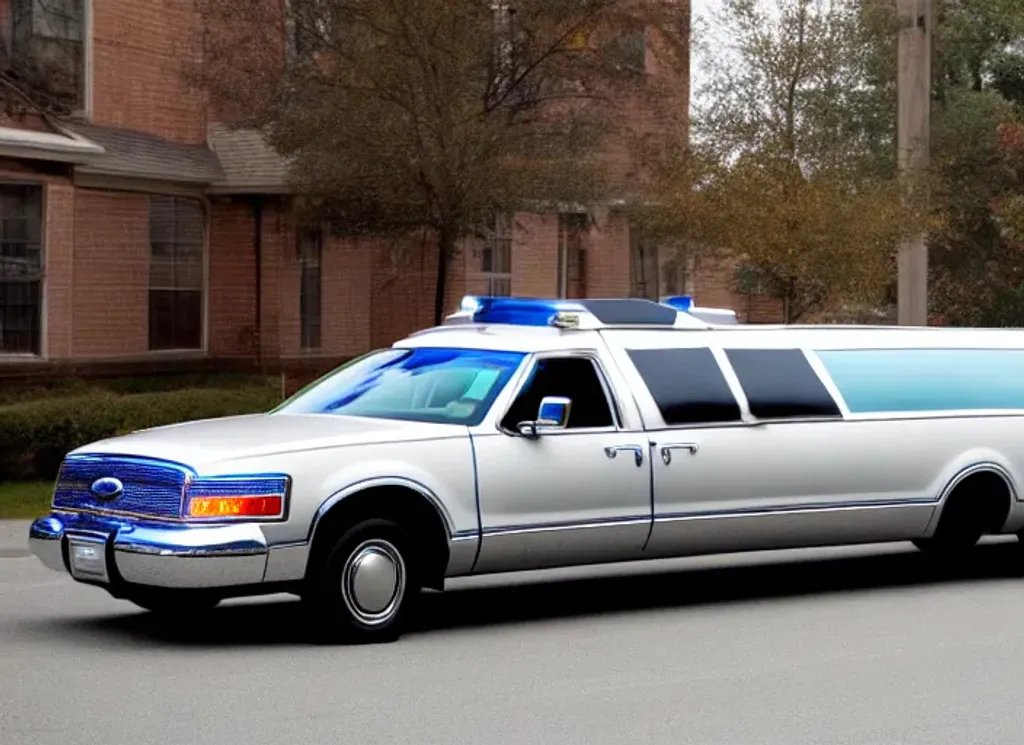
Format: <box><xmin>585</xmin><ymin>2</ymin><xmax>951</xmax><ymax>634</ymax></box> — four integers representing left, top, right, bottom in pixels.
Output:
<box><xmin>501</xmin><ymin>357</ymin><xmax>615</xmax><ymax>430</ymax></box>
<box><xmin>627</xmin><ymin>348</ymin><xmax>742</xmax><ymax>425</ymax></box>
<box><xmin>725</xmin><ymin>348</ymin><xmax>841</xmax><ymax>419</ymax></box>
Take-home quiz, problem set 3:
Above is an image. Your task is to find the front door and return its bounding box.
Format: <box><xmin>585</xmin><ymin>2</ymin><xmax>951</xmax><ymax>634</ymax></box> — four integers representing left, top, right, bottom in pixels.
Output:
<box><xmin>471</xmin><ymin>353</ymin><xmax>652</xmax><ymax>573</ymax></box>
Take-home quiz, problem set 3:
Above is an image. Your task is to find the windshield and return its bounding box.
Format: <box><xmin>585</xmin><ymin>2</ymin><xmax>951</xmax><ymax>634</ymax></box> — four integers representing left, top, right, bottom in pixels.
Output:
<box><xmin>272</xmin><ymin>347</ymin><xmax>526</xmax><ymax>426</ymax></box>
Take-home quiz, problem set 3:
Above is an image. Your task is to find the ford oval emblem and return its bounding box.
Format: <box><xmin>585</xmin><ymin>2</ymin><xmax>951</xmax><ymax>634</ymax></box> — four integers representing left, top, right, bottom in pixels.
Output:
<box><xmin>90</xmin><ymin>477</ymin><xmax>124</xmax><ymax>501</ymax></box>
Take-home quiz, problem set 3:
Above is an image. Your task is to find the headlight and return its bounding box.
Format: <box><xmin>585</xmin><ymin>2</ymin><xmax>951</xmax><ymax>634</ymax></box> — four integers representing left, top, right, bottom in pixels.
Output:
<box><xmin>183</xmin><ymin>474</ymin><xmax>291</xmax><ymax>521</ymax></box>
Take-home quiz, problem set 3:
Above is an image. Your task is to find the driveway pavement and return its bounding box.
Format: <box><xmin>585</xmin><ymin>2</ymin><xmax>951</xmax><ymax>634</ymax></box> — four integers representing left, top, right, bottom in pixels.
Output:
<box><xmin>3</xmin><ymin>533</ymin><xmax>1024</xmax><ymax>745</ymax></box>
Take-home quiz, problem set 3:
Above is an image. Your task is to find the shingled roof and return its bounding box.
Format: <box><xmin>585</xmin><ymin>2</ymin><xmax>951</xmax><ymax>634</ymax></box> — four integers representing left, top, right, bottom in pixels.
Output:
<box><xmin>207</xmin><ymin>123</ymin><xmax>292</xmax><ymax>194</ymax></box>
<box><xmin>62</xmin><ymin>122</ymin><xmax>225</xmax><ymax>184</ymax></box>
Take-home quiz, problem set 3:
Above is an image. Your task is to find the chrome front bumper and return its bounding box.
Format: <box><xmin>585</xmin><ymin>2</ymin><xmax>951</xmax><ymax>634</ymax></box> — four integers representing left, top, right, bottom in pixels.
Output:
<box><xmin>29</xmin><ymin>512</ymin><xmax>270</xmax><ymax>589</ymax></box>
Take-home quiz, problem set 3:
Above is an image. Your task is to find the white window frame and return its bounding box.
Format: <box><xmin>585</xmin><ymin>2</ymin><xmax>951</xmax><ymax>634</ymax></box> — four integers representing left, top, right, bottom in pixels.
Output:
<box><xmin>0</xmin><ymin>181</ymin><xmax>45</xmax><ymax>358</ymax></box>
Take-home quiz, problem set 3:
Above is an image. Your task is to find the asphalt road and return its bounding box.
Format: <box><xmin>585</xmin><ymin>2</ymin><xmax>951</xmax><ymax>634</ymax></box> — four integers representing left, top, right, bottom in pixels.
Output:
<box><xmin>2</xmin><ymin>521</ymin><xmax>1024</xmax><ymax>745</ymax></box>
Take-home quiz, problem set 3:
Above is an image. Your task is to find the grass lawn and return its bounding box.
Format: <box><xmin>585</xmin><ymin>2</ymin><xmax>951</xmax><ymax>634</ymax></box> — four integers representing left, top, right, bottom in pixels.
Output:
<box><xmin>0</xmin><ymin>482</ymin><xmax>52</xmax><ymax>520</ymax></box>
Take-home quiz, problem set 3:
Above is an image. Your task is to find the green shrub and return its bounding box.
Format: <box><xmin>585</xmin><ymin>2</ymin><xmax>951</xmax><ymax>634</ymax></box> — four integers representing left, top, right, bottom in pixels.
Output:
<box><xmin>0</xmin><ymin>386</ymin><xmax>282</xmax><ymax>481</ymax></box>
<box><xmin>0</xmin><ymin>373</ymin><xmax>279</xmax><ymax>407</ymax></box>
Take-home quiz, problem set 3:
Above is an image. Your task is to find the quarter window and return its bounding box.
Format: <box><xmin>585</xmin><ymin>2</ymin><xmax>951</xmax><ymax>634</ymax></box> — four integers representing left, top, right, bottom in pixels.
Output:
<box><xmin>501</xmin><ymin>356</ymin><xmax>615</xmax><ymax>430</ymax></box>
<box><xmin>724</xmin><ymin>348</ymin><xmax>841</xmax><ymax>419</ymax></box>
<box><xmin>627</xmin><ymin>347</ymin><xmax>742</xmax><ymax>425</ymax></box>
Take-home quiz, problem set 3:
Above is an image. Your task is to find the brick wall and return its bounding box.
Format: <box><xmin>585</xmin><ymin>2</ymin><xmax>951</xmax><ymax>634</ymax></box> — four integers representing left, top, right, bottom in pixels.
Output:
<box><xmin>208</xmin><ymin>200</ymin><xmax>258</xmax><ymax>357</ymax></box>
<box><xmin>44</xmin><ymin>181</ymin><xmax>76</xmax><ymax>360</ymax></box>
<box><xmin>91</xmin><ymin>0</ymin><xmax>207</xmax><ymax>143</ymax></box>
<box><xmin>70</xmin><ymin>190</ymin><xmax>151</xmax><ymax>357</ymax></box>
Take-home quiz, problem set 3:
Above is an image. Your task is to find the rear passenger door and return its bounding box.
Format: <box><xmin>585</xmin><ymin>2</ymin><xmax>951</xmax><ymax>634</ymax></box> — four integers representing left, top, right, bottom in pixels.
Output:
<box><xmin>604</xmin><ymin>335</ymin><xmax>914</xmax><ymax>557</ymax></box>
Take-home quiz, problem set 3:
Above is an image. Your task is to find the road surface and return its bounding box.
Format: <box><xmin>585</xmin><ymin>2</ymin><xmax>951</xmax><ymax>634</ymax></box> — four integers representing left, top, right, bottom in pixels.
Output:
<box><xmin>2</xmin><ymin>522</ymin><xmax>1023</xmax><ymax>745</ymax></box>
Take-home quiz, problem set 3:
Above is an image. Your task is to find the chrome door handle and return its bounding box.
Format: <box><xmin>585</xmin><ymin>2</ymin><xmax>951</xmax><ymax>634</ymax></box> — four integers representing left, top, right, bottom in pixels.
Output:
<box><xmin>604</xmin><ymin>445</ymin><xmax>644</xmax><ymax>467</ymax></box>
<box><xmin>660</xmin><ymin>443</ymin><xmax>699</xmax><ymax>465</ymax></box>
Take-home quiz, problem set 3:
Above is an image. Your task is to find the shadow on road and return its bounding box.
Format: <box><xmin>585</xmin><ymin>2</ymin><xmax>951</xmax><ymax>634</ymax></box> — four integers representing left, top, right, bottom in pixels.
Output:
<box><xmin>23</xmin><ymin>540</ymin><xmax>1024</xmax><ymax>647</ymax></box>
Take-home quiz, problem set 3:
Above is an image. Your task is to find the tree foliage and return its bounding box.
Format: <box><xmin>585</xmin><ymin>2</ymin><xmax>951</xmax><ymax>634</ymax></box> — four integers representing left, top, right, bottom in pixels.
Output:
<box><xmin>641</xmin><ymin>0</ymin><xmax>907</xmax><ymax>322</ymax></box>
<box><xmin>195</xmin><ymin>0</ymin><xmax>688</xmax><ymax>322</ymax></box>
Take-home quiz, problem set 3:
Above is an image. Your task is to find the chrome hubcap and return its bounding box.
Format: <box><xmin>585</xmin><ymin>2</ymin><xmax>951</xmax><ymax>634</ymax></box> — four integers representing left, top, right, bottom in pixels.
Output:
<box><xmin>340</xmin><ymin>539</ymin><xmax>406</xmax><ymax>626</ymax></box>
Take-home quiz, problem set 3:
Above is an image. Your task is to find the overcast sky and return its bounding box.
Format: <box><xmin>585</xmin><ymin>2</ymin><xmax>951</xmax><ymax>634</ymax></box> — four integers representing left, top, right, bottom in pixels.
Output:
<box><xmin>690</xmin><ymin>0</ymin><xmax>716</xmax><ymax>103</ymax></box>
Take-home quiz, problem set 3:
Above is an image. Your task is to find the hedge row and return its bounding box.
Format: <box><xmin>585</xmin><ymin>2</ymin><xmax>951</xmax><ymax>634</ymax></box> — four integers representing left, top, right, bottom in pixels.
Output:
<box><xmin>0</xmin><ymin>385</ymin><xmax>282</xmax><ymax>482</ymax></box>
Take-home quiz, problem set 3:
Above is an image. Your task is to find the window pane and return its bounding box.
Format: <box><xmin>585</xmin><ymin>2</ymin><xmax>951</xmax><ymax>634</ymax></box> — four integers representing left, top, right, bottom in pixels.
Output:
<box><xmin>172</xmin><ymin>290</ymin><xmax>203</xmax><ymax>349</ymax></box>
<box><xmin>148</xmin><ymin>289</ymin><xmax>176</xmax><ymax>350</ymax></box>
<box><xmin>816</xmin><ymin>348</ymin><xmax>1024</xmax><ymax>413</ymax></box>
<box><xmin>725</xmin><ymin>349</ymin><xmax>841</xmax><ymax>419</ymax></box>
<box><xmin>627</xmin><ymin>347</ymin><xmax>742</xmax><ymax>425</ymax></box>
<box><xmin>0</xmin><ymin>279</ymin><xmax>41</xmax><ymax>354</ymax></box>
<box><xmin>174</xmin><ymin>256</ymin><xmax>203</xmax><ymax>290</ymax></box>
<box><xmin>149</xmin><ymin>257</ymin><xmax>174</xmax><ymax>288</ymax></box>
<box><xmin>275</xmin><ymin>347</ymin><xmax>526</xmax><ymax>426</ymax></box>
<box><xmin>300</xmin><ymin>265</ymin><xmax>322</xmax><ymax>350</ymax></box>
<box><xmin>0</xmin><ymin>184</ymin><xmax>43</xmax><ymax>354</ymax></box>
<box><xmin>174</xmin><ymin>198</ymin><xmax>204</xmax><ymax>245</ymax></box>
<box><xmin>501</xmin><ymin>357</ymin><xmax>614</xmax><ymax>430</ymax></box>
<box><xmin>149</xmin><ymin>289</ymin><xmax>202</xmax><ymax>350</ymax></box>
<box><xmin>148</xmin><ymin>195</ymin><xmax>204</xmax><ymax>350</ymax></box>
<box><xmin>148</xmin><ymin>195</ymin><xmax>175</xmax><ymax>243</ymax></box>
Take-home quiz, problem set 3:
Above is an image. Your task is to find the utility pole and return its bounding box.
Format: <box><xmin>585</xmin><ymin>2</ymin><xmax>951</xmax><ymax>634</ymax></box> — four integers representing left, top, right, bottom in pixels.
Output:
<box><xmin>896</xmin><ymin>0</ymin><xmax>932</xmax><ymax>326</ymax></box>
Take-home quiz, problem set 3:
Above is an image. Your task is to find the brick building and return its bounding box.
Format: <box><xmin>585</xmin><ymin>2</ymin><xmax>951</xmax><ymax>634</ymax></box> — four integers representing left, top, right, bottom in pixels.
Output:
<box><xmin>0</xmin><ymin>0</ymin><xmax>780</xmax><ymax>374</ymax></box>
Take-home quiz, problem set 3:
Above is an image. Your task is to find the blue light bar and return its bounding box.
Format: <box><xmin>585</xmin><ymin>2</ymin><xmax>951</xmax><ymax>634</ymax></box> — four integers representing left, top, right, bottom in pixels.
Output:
<box><xmin>457</xmin><ymin>295</ymin><xmax>587</xmax><ymax>328</ymax></box>
<box><xmin>661</xmin><ymin>295</ymin><xmax>693</xmax><ymax>311</ymax></box>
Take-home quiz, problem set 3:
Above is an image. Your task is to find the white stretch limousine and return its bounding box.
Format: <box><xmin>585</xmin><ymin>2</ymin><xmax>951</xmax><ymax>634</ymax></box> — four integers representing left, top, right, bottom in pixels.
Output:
<box><xmin>28</xmin><ymin>295</ymin><xmax>1024</xmax><ymax>643</ymax></box>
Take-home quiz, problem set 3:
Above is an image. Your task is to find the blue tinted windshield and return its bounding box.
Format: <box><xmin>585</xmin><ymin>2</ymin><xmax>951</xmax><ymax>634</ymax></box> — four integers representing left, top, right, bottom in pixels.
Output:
<box><xmin>273</xmin><ymin>347</ymin><xmax>526</xmax><ymax>426</ymax></box>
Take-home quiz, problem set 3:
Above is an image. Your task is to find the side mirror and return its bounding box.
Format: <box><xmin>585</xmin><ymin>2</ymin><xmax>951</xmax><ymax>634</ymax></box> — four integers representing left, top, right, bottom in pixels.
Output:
<box><xmin>517</xmin><ymin>396</ymin><xmax>572</xmax><ymax>438</ymax></box>
<box><xmin>537</xmin><ymin>396</ymin><xmax>572</xmax><ymax>428</ymax></box>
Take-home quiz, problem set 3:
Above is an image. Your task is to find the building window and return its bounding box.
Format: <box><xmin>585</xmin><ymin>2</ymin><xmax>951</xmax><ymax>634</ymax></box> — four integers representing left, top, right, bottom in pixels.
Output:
<box><xmin>0</xmin><ymin>183</ymin><xmax>43</xmax><ymax>355</ymax></box>
<box><xmin>0</xmin><ymin>0</ymin><xmax>85</xmax><ymax>112</ymax></box>
<box><xmin>148</xmin><ymin>195</ymin><xmax>204</xmax><ymax>351</ymax></box>
<box><xmin>481</xmin><ymin>212</ymin><xmax>512</xmax><ymax>296</ymax></box>
<box><xmin>299</xmin><ymin>226</ymin><xmax>322</xmax><ymax>351</ymax></box>
<box><xmin>606</xmin><ymin>25</ymin><xmax>645</xmax><ymax>73</ymax></box>
<box><xmin>557</xmin><ymin>212</ymin><xmax>587</xmax><ymax>298</ymax></box>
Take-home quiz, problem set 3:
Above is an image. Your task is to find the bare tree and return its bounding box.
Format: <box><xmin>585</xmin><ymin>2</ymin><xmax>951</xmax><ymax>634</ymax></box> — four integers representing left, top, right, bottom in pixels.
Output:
<box><xmin>194</xmin><ymin>0</ymin><xmax>687</xmax><ymax>322</ymax></box>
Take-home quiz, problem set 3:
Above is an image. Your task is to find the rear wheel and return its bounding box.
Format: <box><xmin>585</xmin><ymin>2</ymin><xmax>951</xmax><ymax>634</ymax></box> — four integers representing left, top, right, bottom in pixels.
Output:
<box><xmin>305</xmin><ymin>518</ymin><xmax>418</xmax><ymax>644</ymax></box>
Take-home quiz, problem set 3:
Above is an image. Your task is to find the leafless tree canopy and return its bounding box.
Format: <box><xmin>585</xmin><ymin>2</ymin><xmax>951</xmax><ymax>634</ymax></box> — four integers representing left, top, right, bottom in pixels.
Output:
<box><xmin>196</xmin><ymin>0</ymin><xmax>687</xmax><ymax>233</ymax></box>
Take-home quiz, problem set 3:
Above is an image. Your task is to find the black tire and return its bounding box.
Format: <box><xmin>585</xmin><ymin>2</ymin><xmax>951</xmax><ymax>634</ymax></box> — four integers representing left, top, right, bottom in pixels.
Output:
<box><xmin>124</xmin><ymin>588</ymin><xmax>222</xmax><ymax>616</ymax></box>
<box><xmin>913</xmin><ymin>497</ymin><xmax>985</xmax><ymax>558</ymax></box>
<box><xmin>305</xmin><ymin>518</ymin><xmax>418</xmax><ymax>644</ymax></box>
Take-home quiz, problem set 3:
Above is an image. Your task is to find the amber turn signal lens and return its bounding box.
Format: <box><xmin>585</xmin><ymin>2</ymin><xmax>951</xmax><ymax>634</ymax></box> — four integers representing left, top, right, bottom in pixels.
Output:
<box><xmin>187</xmin><ymin>495</ymin><xmax>283</xmax><ymax>519</ymax></box>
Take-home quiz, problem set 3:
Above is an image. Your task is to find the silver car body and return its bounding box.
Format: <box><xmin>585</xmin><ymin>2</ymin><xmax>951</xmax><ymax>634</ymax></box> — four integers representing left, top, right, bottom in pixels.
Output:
<box><xmin>27</xmin><ymin>298</ymin><xmax>1024</xmax><ymax>597</ymax></box>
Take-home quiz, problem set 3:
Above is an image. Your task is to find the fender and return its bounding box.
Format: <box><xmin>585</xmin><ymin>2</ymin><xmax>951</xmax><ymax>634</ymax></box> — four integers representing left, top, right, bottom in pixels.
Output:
<box><xmin>923</xmin><ymin>461</ymin><xmax>1019</xmax><ymax>535</ymax></box>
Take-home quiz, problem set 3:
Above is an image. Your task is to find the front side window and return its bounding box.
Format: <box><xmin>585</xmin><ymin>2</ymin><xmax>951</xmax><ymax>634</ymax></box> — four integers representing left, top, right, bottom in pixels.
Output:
<box><xmin>500</xmin><ymin>356</ymin><xmax>615</xmax><ymax>431</ymax></box>
<box><xmin>0</xmin><ymin>183</ymin><xmax>43</xmax><ymax>355</ymax></box>
<box><xmin>148</xmin><ymin>195</ymin><xmax>204</xmax><ymax>351</ymax></box>
<box><xmin>274</xmin><ymin>346</ymin><xmax>526</xmax><ymax>426</ymax></box>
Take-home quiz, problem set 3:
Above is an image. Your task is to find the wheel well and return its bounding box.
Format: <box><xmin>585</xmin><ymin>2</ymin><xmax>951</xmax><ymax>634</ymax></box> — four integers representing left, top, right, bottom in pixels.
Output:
<box><xmin>936</xmin><ymin>469</ymin><xmax>1014</xmax><ymax>536</ymax></box>
<box><xmin>305</xmin><ymin>486</ymin><xmax>451</xmax><ymax>591</ymax></box>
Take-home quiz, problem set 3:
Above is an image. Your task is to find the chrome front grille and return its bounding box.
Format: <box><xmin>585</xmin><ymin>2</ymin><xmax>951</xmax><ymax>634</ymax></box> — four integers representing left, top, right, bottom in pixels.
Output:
<box><xmin>52</xmin><ymin>455</ymin><xmax>191</xmax><ymax>521</ymax></box>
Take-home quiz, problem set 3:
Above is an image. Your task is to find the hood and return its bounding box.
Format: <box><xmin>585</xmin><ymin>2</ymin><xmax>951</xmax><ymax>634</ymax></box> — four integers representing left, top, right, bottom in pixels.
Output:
<box><xmin>70</xmin><ymin>413</ymin><xmax>464</xmax><ymax>468</ymax></box>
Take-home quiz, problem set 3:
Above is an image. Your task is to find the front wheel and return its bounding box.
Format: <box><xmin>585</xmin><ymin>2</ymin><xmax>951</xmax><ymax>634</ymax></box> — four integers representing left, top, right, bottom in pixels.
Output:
<box><xmin>306</xmin><ymin>519</ymin><xmax>418</xmax><ymax>644</ymax></box>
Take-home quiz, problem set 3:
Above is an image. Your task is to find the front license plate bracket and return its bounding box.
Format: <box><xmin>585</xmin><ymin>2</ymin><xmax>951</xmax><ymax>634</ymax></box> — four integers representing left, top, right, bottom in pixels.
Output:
<box><xmin>67</xmin><ymin>537</ymin><xmax>110</xmax><ymax>584</ymax></box>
